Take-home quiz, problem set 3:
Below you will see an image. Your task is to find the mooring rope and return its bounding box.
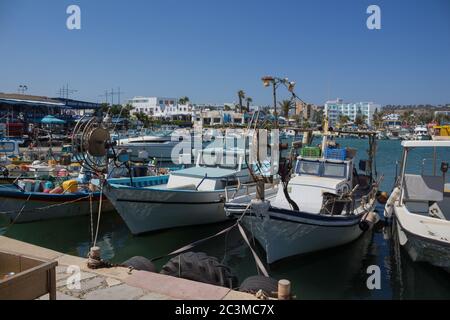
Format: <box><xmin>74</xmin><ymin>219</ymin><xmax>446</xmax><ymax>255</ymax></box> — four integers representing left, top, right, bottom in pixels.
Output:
<box><xmin>149</xmin><ymin>202</ymin><xmax>270</xmax><ymax>277</ymax></box>
<box><xmin>93</xmin><ymin>182</ymin><xmax>104</xmax><ymax>247</ymax></box>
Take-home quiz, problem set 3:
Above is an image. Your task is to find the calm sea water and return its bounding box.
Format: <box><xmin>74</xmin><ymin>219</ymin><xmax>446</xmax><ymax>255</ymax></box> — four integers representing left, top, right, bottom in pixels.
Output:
<box><xmin>1</xmin><ymin>139</ymin><xmax>450</xmax><ymax>299</ymax></box>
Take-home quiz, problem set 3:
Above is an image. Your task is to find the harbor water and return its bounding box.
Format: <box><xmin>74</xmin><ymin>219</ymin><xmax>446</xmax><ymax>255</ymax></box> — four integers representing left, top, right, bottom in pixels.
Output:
<box><xmin>1</xmin><ymin>139</ymin><xmax>449</xmax><ymax>299</ymax></box>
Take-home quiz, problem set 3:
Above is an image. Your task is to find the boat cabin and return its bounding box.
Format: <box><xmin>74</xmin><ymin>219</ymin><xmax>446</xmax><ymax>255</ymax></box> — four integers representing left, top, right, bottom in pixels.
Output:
<box><xmin>398</xmin><ymin>141</ymin><xmax>450</xmax><ymax>220</ymax></box>
<box><xmin>166</xmin><ymin>148</ymin><xmax>249</xmax><ymax>191</ymax></box>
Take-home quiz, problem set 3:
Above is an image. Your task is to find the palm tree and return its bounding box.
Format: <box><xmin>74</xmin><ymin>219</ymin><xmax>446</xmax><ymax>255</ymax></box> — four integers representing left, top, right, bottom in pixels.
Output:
<box><xmin>400</xmin><ymin>110</ymin><xmax>415</xmax><ymax>126</ymax></box>
<box><xmin>178</xmin><ymin>96</ymin><xmax>190</xmax><ymax>105</ymax></box>
<box><xmin>237</xmin><ymin>90</ymin><xmax>245</xmax><ymax>113</ymax></box>
<box><xmin>338</xmin><ymin>115</ymin><xmax>350</xmax><ymax>128</ymax></box>
<box><xmin>245</xmin><ymin>97</ymin><xmax>252</xmax><ymax>112</ymax></box>
<box><xmin>372</xmin><ymin>108</ymin><xmax>383</xmax><ymax>129</ymax></box>
<box><xmin>355</xmin><ymin>114</ymin><xmax>367</xmax><ymax>128</ymax></box>
<box><xmin>279</xmin><ymin>100</ymin><xmax>292</xmax><ymax>118</ymax></box>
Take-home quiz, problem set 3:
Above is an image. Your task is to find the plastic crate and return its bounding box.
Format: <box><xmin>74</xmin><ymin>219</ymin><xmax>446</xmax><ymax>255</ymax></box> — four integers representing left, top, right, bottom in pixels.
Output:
<box><xmin>324</xmin><ymin>147</ymin><xmax>347</xmax><ymax>160</ymax></box>
<box><xmin>300</xmin><ymin>147</ymin><xmax>321</xmax><ymax>158</ymax></box>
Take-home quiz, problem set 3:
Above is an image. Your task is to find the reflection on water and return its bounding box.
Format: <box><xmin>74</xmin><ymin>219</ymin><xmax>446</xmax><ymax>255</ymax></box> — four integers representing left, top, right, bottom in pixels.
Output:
<box><xmin>2</xmin><ymin>210</ymin><xmax>449</xmax><ymax>299</ymax></box>
<box><xmin>1</xmin><ymin>138</ymin><xmax>449</xmax><ymax>299</ymax></box>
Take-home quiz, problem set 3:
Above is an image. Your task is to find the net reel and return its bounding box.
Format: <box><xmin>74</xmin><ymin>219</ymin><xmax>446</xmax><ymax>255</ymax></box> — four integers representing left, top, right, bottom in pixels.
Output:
<box><xmin>71</xmin><ymin>115</ymin><xmax>113</xmax><ymax>173</ymax></box>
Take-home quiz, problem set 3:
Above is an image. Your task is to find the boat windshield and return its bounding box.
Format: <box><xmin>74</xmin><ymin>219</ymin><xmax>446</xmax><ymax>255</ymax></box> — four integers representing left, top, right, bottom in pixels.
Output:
<box><xmin>296</xmin><ymin>160</ymin><xmax>347</xmax><ymax>179</ymax></box>
<box><xmin>323</xmin><ymin>162</ymin><xmax>347</xmax><ymax>178</ymax></box>
<box><xmin>297</xmin><ymin>160</ymin><xmax>321</xmax><ymax>175</ymax></box>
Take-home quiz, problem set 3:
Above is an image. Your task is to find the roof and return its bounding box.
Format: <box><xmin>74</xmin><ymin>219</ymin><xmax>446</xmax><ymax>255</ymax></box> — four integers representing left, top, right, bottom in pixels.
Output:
<box><xmin>0</xmin><ymin>93</ymin><xmax>64</xmax><ymax>106</ymax></box>
<box><xmin>402</xmin><ymin>140</ymin><xmax>450</xmax><ymax>148</ymax></box>
<box><xmin>0</xmin><ymin>93</ymin><xmax>101</xmax><ymax>109</ymax></box>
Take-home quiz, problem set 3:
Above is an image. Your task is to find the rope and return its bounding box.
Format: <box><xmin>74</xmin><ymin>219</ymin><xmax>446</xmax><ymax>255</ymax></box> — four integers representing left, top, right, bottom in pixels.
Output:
<box><xmin>149</xmin><ymin>202</ymin><xmax>270</xmax><ymax>277</ymax></box>
<box><xmin>89</xmin><ymin>192</ymin><xmax>94</xmax><ymax>245</ymax></box>
<box><xmin>3</xmin><ymin>193</ymin><xmax>33</xmax><ymax>233</ymax></box>
<box><xmin>93</xmin><ymin>182</ymin><xmax>104</xmax><ymax>247</ymax></box>
<box><xmin>0</xmin><ymin>194</ymin><xmax>91</xmax><ymax>215</ymax></box>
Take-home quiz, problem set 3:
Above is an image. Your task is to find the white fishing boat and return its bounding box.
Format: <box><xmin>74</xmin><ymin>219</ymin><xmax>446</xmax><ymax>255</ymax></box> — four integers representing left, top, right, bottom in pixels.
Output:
<box><xmin>225</xmin><ymin>132</ymin><xmax>380</xmax><ymax>264</ymax></box>
<box><xmin>412</xmin><ymin>125</ymin><xmax>431</xmax><ymax>141</ymax></box>
<box><xmin>0</xmin><ymin>138</ymin><xmax>22</xmax><ymax>163</ymax></box>
<box><xmin>116</xmin><ymin>133</ymin><xmax>180</xmax><ymax>162</ymax></box>
<box><xmin>104</xmin><ymin>148</ymin><xmax>253</xmax><ymax>234</ymax></box>
<box><xmin>384</xmin><ymin>140</ymin><xmax>450</xmax><ymax>272</ymax></box>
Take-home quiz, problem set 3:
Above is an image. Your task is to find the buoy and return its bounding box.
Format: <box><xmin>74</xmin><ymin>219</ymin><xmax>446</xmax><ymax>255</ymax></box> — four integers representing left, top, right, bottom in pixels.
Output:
<box><xmin>384</xmin><ymin>187</ymin><xmax>400</xmax><ymax>219</ymax></box>
<box><xmin>359</xmin><ymin>211</ymin><xmax>380</xmax><ymax>231</ymax></box>
<box><xmin>376</xmin><ymin>191</ymin><xmax>389</xmax><ymax>204</ymax></box>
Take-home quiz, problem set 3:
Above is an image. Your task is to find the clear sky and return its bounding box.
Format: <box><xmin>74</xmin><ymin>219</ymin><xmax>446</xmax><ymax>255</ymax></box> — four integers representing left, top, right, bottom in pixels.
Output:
<box><xmin>1</xmin><ymin>0</ymin><xmax>449</xmax><ymax>106</ymax></box>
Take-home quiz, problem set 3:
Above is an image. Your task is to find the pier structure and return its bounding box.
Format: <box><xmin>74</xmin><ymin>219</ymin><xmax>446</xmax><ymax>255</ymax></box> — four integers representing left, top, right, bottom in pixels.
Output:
<box><xmin>0</xmin><ymin>236</ymin><xmax>256</xmax><ymax>300</ymax></box>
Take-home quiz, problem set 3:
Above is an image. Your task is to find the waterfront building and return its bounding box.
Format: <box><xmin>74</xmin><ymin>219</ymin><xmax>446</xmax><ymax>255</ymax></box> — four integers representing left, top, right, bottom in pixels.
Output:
<box><xmin>128</xmin><ymin>96</ymin><xmax>192</xmax><ymax>119</ymax></box>
<box><xmin>192</xmin><ymin>109</ymin><xmax>244</xmax><ymax>127</ymax></box>
<box><xmin>0</xmin><ymin>92</ymin><xmax>101</xmax><ymax>135</ymax></box>
<box><xmin>324</xmin><ymin>98</ymin><xmax>380</xmax><ymax>127</ymax></box>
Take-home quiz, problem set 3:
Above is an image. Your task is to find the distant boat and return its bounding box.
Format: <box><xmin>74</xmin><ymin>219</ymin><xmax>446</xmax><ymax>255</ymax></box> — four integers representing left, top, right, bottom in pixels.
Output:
<box><xmin>385</xmin><ymin>140</ymin><xmax>450</xmax><ymax>272</ymax></box>
<box><xmin>116</xmin><ymin>133</ymin><xmax>181</xmax><ymax>162</ymax></box>
<box><xmin>412</xmin><ymin>126</ymin><xmax>431</xmax><ymax>140</ymax></box>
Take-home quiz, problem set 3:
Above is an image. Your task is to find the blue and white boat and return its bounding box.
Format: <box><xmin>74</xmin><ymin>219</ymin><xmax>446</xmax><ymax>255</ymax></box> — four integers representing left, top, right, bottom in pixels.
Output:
<box><xmin>104</xmin><ymin>149</ymin><xmax>253</xmax><ymax>234</ymax></box>
<box><xmin>0</xmin><ymin>183</ymin><xmax>114</xmax><ymax>223</ymax></box>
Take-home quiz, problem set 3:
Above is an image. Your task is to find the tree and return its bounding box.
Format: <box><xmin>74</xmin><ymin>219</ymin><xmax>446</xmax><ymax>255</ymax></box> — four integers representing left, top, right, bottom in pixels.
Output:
<box><xmin>372</xmin><ymin>108</ymin><xmax>383</xmax><ymax>129</ymax></box>
<box><xmin>338</xmin><ymin>114</ymin><xmax>351</xmax><ymax>128</ymax></box>
<box><xmin>355</xmin><ymin>114</ymin><xmax>367</xmax><ymax>128</ymax></box>
<box><xmin>245</xmin><ymin>97</ymin><xmax>252</xmax><ymax>113</ymax></box>
<box><xmin>134</xmin><ymin>111</ymin><xmax>150</xmax><ymax>127</ymax></box>
<box><xmin>179</xmin><ymin>96</ymin><xmax>190</xmax><ymax>105</ymax></box>
<box><xmin>237</xmin><ymin>90</ymin><xmax>245</xmax><ymax>113</ymax></box>
<box><xmin>278</xmin><ymin>100</ymin><xmax>292</xmax><ymax>118</ymax></box>
<box><xmin>400</xmin><ymin>111</ymin><xmax>415</xmax><ymax>126</ymax></box>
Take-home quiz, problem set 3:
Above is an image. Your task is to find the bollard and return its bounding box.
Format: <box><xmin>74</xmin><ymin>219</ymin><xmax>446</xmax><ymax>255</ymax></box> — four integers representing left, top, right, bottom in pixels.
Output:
<box><xmin>89</xmin><ymin>246</ymin><xmax>101</xmax><ymax>260</ymax></box>
<box><xmin>278</xmin><ymin>279</ymin><xmax>291</xmax><ymax>300</ymax></box>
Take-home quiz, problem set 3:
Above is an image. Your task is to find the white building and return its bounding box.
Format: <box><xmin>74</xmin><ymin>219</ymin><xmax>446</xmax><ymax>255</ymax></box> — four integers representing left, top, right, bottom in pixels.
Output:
<box><xmin>324</xmin><ymin>98</ymin><xmax>380</xmax><ymax>127</ymax></box>
<box><xmin>128</xmin><ymin>96</ymin><xmax>192</xmax><ymax>118</ymax></box>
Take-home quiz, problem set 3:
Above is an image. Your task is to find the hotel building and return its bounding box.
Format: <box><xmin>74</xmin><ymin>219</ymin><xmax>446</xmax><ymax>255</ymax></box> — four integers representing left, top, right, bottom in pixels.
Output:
<box><xmin>324</xmin><ymin>98</ymin><xmax>380</xmax><ymax>127</ymax></box>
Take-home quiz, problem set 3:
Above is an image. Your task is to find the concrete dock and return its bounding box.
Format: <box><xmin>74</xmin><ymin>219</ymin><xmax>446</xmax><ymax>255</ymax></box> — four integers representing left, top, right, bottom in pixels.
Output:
<box><xmin>0</xmin><ymin>236</ymin><xmax>256</xmax><ymax>300</ymax></box>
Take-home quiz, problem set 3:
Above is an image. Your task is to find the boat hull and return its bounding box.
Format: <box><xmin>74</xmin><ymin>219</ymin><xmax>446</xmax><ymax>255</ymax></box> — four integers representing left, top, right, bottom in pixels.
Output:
<box><xmin>226</xmin><ymin>202</ymin><xmax>373</xmax><ymax>264</ymax></box>
<box><xmin>393</xmin><ymin>211</ymin><xmax>450</xmax><ymax>272</ymax></box>
<box><xmin>0</xmin><ymin>187</ymin><xmax>114</xmax><ymax>223</ymax></box>
<box><xmin>104</xmin><ymin>183</ymin><xmax>230</xmax><ymax>234</ymax></box>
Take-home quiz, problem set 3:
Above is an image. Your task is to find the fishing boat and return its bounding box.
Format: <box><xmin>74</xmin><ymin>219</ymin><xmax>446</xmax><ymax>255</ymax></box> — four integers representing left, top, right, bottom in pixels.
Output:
<box><xmin>104</xmin><ymin>148</ymin><xmax>253</xmax><ymax>234</ymax></box>
<box><xmin>0</xmin><ymin>180</ymin><xmax>114</xmax><ymax>224</ymax></box>
<box><xmin>412</xmin><ymin>126</ymin><xmax>431</xmax><ymax>141</ymax></box>
<box><xmin>384</xmin><ymin>140</ymin><xmax>450</xmax><ymax>272</ymax></box>
<box><xmin>116</xmin><ymin>133</ymin><xmax>180</xmax><ymax>162</ymax></box>
<box><xmin>224</xmin><ymin>130</ymin><xmax>380</xmax><ymax>264</ymax></box>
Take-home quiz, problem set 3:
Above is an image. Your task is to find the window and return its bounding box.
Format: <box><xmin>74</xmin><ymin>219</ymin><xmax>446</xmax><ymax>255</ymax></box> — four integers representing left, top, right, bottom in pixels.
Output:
<box><xmin>296</xmin><ymin>160</ymin><xmax>321</xmax><ymax>175</ymax></box>
<box><xmin>323</xmin><ymin>163</ymin><xmax>346</xmax><ymax>178</ymax></box>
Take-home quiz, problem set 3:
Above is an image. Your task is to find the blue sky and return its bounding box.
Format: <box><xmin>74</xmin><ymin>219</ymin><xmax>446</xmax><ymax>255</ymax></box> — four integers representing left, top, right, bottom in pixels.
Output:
<box><xmin>0</xmin><ymin>0</ymin><xmax>449</xmax><ymax>106</ymax></box>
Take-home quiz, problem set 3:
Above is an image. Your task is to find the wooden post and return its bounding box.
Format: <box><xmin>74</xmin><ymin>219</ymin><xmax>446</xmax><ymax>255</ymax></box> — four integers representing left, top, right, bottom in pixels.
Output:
<box><xmin>48</xmin><ymin>268</ymin><xmax>57</xmax><ymax>300</ymax></box>
<box><xmin>256</xmin><ymin>179</ymin><xmax>265</xmax><ymax>201</ymax></box>
<box><xmin>278</xmin><ymin>279</ymin><xmax>291</xmax><ymax>300</ymax></box>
